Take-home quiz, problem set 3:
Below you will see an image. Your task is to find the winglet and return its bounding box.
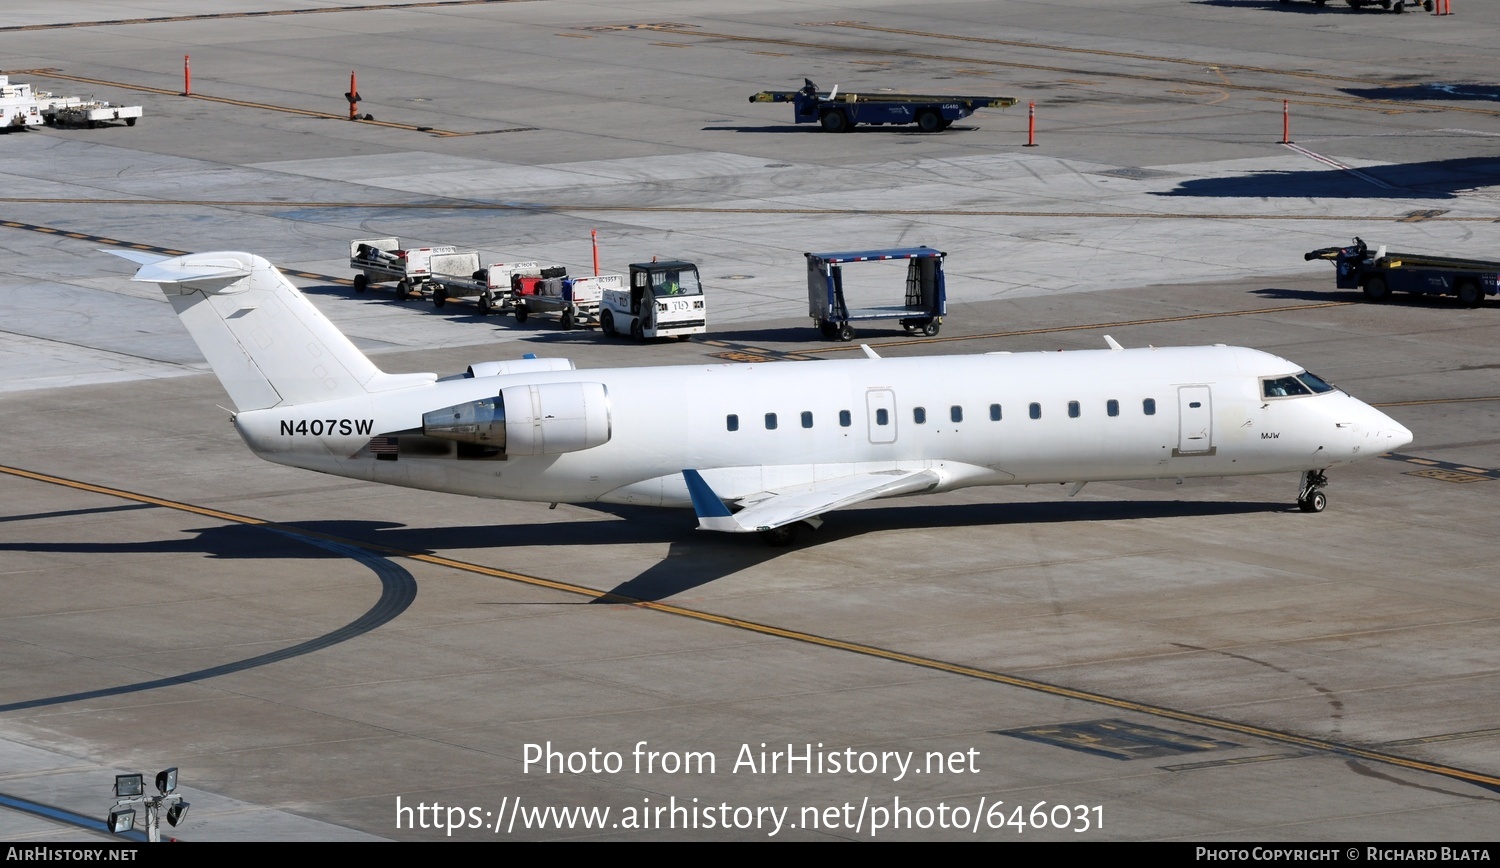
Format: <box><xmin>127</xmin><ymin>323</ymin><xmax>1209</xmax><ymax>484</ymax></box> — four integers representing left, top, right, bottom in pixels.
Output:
<box><xmin>682</xmin><ymin>470</ymin><xmax>746</xmax><ymax>532</ymax></box>
<box><xmin>1104</xmin><ymin>335</ymin><xmax>1124</xmax><ymax>351</ymax></box>
<box><xmin>861</xmin><ymin>344</ymin><xmax>881</xmax><ymax>359</ymax></box>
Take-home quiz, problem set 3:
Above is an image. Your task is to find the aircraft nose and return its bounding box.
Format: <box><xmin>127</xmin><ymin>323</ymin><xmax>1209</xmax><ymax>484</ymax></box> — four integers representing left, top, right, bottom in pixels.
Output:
<box><xmin>1381</xmin><ymin>420</ymin><xmax>1414</xmax><ymax>451</ymax></box>
<box><xmin>1368</xmin><ymin>407</ymin><xmax>1413</xmax><ymax>451</ymax></box>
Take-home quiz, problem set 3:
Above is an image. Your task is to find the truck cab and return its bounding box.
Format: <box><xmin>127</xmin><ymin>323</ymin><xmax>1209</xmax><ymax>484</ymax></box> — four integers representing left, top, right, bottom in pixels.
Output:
<box><xmin>600</xmin><ymin>261</ymin><xmax>706</xmax><ymax>340</ymax></box>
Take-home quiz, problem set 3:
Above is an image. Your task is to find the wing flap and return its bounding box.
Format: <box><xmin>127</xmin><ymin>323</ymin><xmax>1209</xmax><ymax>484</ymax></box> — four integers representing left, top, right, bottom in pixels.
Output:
<box><xmin>683</xmin><ymin>468</ymin><xmax>940</xmax><ymax>533</ymax></box>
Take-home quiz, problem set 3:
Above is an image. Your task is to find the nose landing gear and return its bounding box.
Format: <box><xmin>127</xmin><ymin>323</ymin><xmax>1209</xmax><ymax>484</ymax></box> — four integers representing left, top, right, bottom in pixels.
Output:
<box><xmin>1297</xmin><ymin>470</ymin><xmax>1329</xmax><ymax>513</ymax></box>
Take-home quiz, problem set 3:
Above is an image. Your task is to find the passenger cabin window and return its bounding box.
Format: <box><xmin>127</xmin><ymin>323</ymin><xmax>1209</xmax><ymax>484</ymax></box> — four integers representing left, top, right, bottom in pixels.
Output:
<box><xmin>951</xmin><ymin>406</ymin><xmax>963</xmax><ymax>423</ymax></box>
<box><xmin>839</xmin><ymin>410</ymin><xmax>852</xmax><ymax>427</ymax></box>
<box><xmin>1262</xmin><ymin>376</ymin><xmax>1312</xmax><ymax>399</ymax></box>
<box><xmin>727</xmin><ymin>414</ymin><xmax>739</xmax><ymax>431</ymax></box>
<box><xmin>876</xmin><ymin>408</ymin><xmax>889</xmax><ymax>426</ymax></box>
<box><xmin>1107</xmin><ymin>399</ymin><xmax>1119</xmax><ymax>417</ymax></box>
<box><xmin>1143</xmin><ymin>398</ymin><xmax>1156</xmax><ymax>416</ymax></box>
<box><xmin>765</xmin><ymin>413</ymin><xmax>778</xmax><ymax>430</ymax></box>
<box><xmin>914</xmin><ymin>407</ymin><xmax>927</xmax><ymax>424</ymax></box>
<box><xmin>990</xmin><ymin>404</ymin><xmax>1002</xmax><ymax>421</ymax></box>
<box><xmin>1029</xmin><ymin>403</ymin><xmax>1041</xmax><ymax>420</ymax></box>
<box><xmin>1068</xmin><ymin>401</ymin><xmax>1080</xmax><ymax>419</ymax></box>
<box><xmin>801</xmin><ymin>411</ymin><xmax>813</xmax><ymax>429</ymax></box>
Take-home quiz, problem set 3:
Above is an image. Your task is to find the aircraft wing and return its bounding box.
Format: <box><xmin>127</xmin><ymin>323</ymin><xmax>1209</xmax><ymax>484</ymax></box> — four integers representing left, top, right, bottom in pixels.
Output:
<box><xmin>683</xmin><ymin>468</ymin><xmax>940</xmax><ymax>533</ymax></box>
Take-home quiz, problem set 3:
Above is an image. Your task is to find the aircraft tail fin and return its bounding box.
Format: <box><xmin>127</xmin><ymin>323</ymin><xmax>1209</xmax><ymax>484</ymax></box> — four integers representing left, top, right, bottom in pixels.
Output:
<box><xmin>114</xmin><ymin>250</ymin><xmax>434</xmax><ymax>412</ymax></box>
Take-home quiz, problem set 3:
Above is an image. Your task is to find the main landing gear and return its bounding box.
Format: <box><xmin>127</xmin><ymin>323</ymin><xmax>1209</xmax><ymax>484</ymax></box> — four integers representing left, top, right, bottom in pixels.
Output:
<box><xmin>1297</xmin><ymin>470</ymin><xmax>1328</xmax><ymax>513</ymax></box>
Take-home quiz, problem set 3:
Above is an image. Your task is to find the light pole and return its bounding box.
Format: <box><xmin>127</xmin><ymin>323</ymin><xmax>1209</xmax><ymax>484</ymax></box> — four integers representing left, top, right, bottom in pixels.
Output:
<box><xmin>107</xmin><ymin>767</ymin><xmax>189</xmax><ymax>842</ymax></box>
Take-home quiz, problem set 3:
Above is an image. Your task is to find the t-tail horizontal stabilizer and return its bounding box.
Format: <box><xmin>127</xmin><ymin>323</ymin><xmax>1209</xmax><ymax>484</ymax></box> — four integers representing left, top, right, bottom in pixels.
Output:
<box><xmin>107</xmin><ymin>249</ymin><xmax>435</xmax><ymax>414</ymax></box>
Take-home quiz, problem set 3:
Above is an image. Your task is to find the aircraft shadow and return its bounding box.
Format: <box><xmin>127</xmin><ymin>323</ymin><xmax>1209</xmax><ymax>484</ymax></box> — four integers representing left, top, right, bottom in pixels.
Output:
<box><xmin>0</xmin><ymin>497</ymin><xmax>1287</xmax><ymax>711</ymax></box>
<box><xmin>594</xmin><ymin>498</ymin><xmax>1286</xmax><ymax>601</ymax></box>
<box><xmin>0</xmin><ymin>524</ymin><xmax>417</xmax><ymax>714</ymax></box>
<box><xmin>1252</xmin><ymin>286</ymin><xmax>1469</xmax><ymax>307</ymax></box>
<box><xmin>1251</xmin><ymin>286</ymin><xmax>1358</xmax><ymax>303</ymax></box>
<box><xmin>1155</xmin><ymin>156</ymin><xmax>1500</xmax><ymax>200</ymax></box>
<box><xmin>1343</xmin><ymin>84</ymin><xmax>1500</xmax><ymax>103</ymax></box>
<box><xmin>1190</xmin><ymin>0</ymin><xmax>1391</xmax><ymax>12</ymax></box>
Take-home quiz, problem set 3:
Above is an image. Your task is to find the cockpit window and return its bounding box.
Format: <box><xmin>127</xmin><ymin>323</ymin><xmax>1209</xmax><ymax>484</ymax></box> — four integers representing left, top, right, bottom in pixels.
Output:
<box><xmin>1297</xmin><ymin>371</ymin><xmax>1336</xmax><ymax>394</ymax></box>
<box><xmin>1262</xmin><ymin>376</ymin><xmax>1312</xmax><ymax>399</ymax></box>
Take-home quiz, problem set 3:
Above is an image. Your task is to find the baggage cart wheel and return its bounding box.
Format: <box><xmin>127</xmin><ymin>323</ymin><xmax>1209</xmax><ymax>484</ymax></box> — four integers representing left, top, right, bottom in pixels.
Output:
<box><xmin>514</xmin><ymin>305</ymin><xmax>529</xmax><ymax>323</ymax></box>
<box><xmin>395</xmin><ymin>279</ymin><xmax>410</xmax><ymax>302</ymax></box>
<box><xmin>837</xmin><ymin>324</ymin><xmax>855</xmax><ymax>342</ymax></box>
<box><xmin>820</xmin><ymin>110</ymin><xmax>849</xmax><ymax>133</ymax></box>
<box><xmin>601</xmin><ymin>310</ymin><xmax>618</xmax><ymax>337</ymax></box>
<box><xmin>477</xmin><ymin>294</ymin><xmax>491</xmax><ymax>315</ymax></box>
<box><xmin>923</xmin><ymin>321</ymin><xmax>941</xmax><ymax>337</ymax></box>
<box><xmin>126</xmin><ymin>118</ymin><xmax>137</xmax><ymax>127</ymax></box>
<box><xmin>631</xmin><ymin>318</ymin><xmax>645</xmax><ymax>341</ymax></box>
<box><xmin>353</xmin><ymin>273</ymin><xmax>368</xmax><ymax>293</ymax></box>
<box><xmin>561</xmin><ymin>307</ymin><xmax>574</xmax><ymax>330</ymax></box>
<box><xmin>432</xmin><ymin>287</ymin><xmax>447</xmax><ymax>308</ymax></box>
<box><xmin>1362</xmin><ymin>276</ymin><xmax>1390</xmax><ymax>302</ymax></box>
<box><xmin>1455</xmin><ymin>279</ymin><xmax>1483</xmax><ymax>308</ymax></box>
<box><xmin>917</xmin><ymin>110</ymin><xmax>942</xmax><ymax>133</ymax></box>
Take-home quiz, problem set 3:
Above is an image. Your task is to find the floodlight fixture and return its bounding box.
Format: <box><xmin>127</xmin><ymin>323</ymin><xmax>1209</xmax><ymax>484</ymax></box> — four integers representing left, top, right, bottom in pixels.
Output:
<box><xmin>166</xmin><ymin>801</ymin><xmax>190</xmax><ymax>828</ymax></box>
<box><xmin>114</xmin><ymin>773</ymin><xmax>143</xmax><ymax>798</ymax></box>
<box><xmin>107</xmin><ymin>806</ymin><xmax>136</xmax><ymax>834</ymax></box>
<box><xmin>155</xmin><ymin>767</ymin><xmax>178</xmax><ymax>795</ymax></box>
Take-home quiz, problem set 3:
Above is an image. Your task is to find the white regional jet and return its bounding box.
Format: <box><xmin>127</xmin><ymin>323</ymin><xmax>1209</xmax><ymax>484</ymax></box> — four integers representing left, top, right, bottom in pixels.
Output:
<box><xmin>112</xmin><ymin>250</ymin><xmax>1413</xmax><ymax>545</ymax></box>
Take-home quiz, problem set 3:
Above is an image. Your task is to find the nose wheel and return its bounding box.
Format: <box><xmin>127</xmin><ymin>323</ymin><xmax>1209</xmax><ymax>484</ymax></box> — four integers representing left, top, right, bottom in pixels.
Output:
<box><xmin>1297</xmin><ymin>470</ymin><xmax>1328</xmax><ymax>513</ymax></box>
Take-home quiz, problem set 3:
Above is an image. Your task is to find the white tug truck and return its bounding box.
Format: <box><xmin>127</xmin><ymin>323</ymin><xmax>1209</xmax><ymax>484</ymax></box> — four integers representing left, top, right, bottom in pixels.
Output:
<box><xmin>599</xmin><ymin>261</ymin><xmax>706</xmax><ymax>340</ymax></box>
<box><xmin>349</xmin><ymin>238</ymin><xmax>457</xmax><ymax>301</ymax></box>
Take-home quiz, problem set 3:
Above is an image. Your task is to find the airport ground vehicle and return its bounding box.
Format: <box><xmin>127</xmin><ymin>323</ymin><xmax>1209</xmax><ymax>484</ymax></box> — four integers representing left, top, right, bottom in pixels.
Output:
<box><xmin>0</xmin><ymin>75</ymin><xmax>45</xmax><ymax>130</ymax></box>
<box><xmin>1304</xmin><ymin>238</ymin><xmax>1496</xmax><ymax>307</ymax></box>
<box><xmin>1</xmin><ymin>75</ymin><xmax>143</xmax><ymax>130</ymax></box>
<box><xmin>600</xmin><ymin>261</ymin><xmax>706</xmax><ymax>340</ymax></box>
<box><xmin>349</xmin><ymin>238</ymin><xmax>457</xmax><ymax>301</ymax></box>
<box><xmin>43</xmin><ymin>100</ymin><xmax>142</xmax><ymax>128</ymax></box>
<box><xmin>807</xmin><ymin>247</ymin><xmax>947</xmax><ymax>341</ymax></box>
<box><xmin>513</xmin><ymin>269</ymin><xmax>622</xmax><ymax>330</ymax></box>
<box><xmin>748</xmin><ymin>79</ymin><xmax>1016</xmax><ymax>132</ymax></box>
<box><xmin>428</xmin><ymin>254</ymin><xmax>541</xmax><ymax>314</ymax></box>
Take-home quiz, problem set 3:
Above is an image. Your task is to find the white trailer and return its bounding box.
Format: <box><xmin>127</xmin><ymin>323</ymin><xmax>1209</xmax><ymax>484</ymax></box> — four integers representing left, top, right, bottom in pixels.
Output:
<box><xmin>599</xmin><ymin>261</ymin><xmax>706</xmax><ymax>340</ymax></box>
<box><xmin>513</xmin><ymin>270</ymin><xmax>622</xmax><ymax>330</ymax></box>
<box><xmin>429</xmin><ymin>255</ymin><xmax>543</xmax><ymax>314</ymax></box>
<box><xmin>43</xmin><ymin>100</ymin><xmax>142</xmax><ymax>128</ymax></box>
<box><xmin>349</xmin><ymin>238</ymin><xmax>456</xmax><ymax>301</ymax></box>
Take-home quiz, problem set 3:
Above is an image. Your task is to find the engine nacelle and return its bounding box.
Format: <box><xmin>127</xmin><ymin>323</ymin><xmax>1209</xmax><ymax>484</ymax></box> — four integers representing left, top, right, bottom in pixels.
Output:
<box><xmin>422</xmin><ymin>382</ymin><xmax>610</xmax><ymax>456</ymax></box>
<box><xmin>465</xmin><ymin>358</ymin><xmax>576</xmax><ymax>379</ymax></box>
